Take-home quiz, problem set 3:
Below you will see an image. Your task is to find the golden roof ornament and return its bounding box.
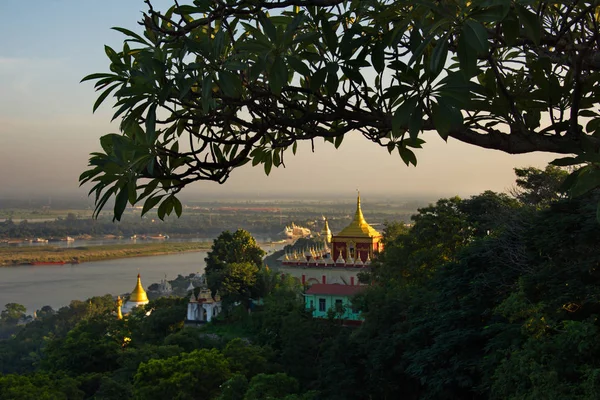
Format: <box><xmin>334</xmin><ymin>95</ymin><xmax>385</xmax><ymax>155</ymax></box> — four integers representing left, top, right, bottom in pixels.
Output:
<box><xmin>129</xmin><ymin>274</ymin><xmax>149</xmax><ymax>303</ymax></box>
<box><xmin>336</xmin><ymin>192</ymin><xmax>381</xmax><ymax>238</ymax></box>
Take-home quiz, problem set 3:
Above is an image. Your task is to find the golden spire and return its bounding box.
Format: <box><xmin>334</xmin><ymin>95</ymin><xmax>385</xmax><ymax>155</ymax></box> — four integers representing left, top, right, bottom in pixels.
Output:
<box><xmin>116</xmin><ymin>296</ymin><xmax>123</xmax><ymax>320</ymax></box>
<box><xmin>129</xmin><ymin>274</ymin><xmax>149</xmax><ymax>303</ymax></box>
<box><xmin>336</xmin><ymin>192</ymin><xmax>381</xmax><ymax>238</ymax></box>
<box><xmin>322</xmin><ymin>217</ymin><xmax>332</xmax><ymax>243</ymax></box>
<box><xmin>354</xmin><ymin>191</ymin><xmax>367</xmax><ymax>225</ymax></box>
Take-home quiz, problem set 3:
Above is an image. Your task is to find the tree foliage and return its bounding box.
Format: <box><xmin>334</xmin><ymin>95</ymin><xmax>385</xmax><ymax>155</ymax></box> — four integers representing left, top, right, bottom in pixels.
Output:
<box><xmin>512</xmin><ymin>164</ymin><xmax>568</xmax><ymax>206</ymax></box>
<box><xmin>205</xmin><ymin>229</ymin><xmax>265</xmax><ymax>296</ymax></box>
<box><xmin>80</xmin><ymin>0</ymin><xmax>600</xmax><ymax>219</ymax></box>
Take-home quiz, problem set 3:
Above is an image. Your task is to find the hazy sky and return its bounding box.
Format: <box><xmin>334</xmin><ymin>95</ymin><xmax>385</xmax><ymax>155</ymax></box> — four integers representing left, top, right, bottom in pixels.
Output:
<box><xmin>0</xmin><ymin>0</ymin><xmax>556</xmax><ymax>201</ymax></box>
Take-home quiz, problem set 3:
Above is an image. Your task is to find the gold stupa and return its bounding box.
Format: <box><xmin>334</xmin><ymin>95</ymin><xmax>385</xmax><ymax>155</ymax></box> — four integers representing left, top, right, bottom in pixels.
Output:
<box><xmin>129</xmin><ymin>274</ymin><xmax>149</xmax><ymax>303</ymax></box>
<box><xmin>336</xmin><ymin>193</ymin><xmax>381</xmax><ymax>238</ymax></box>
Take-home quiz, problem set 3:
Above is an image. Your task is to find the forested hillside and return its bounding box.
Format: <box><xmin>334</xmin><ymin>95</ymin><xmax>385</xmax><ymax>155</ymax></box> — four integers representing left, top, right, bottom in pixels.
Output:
<box><xmin>1</xmin><ymin>167</ymin><xmax>599</xmax><ymax>399</ymax></box>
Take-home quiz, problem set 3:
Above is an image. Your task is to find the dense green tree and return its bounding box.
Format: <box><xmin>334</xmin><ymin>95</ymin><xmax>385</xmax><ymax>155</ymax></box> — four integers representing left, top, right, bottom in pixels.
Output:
<box><xmin>217</xmin><ymin>374</ymin><xmax>249</xmax><ymax>400</ymax></box>
<box><xmin>205</xmin><ymin>229</ymin><xmax>265</xmax><ymax>295</ymax></box>
<box><xmin>512</xmin><ymin>165</ymin><xmax>569</xmax><ymax>207</ymax></box>
<box><xmin>222</xmin><ymin>338</ymin><xmax>270</xmax><ymax>378</ymax></box>
<box><xmin>219</xmin><ymin>262</ymin><xmax>260</xmax><ymax>309</ymax></box>
<box><xmin>0</xmin><ymin>295</ymin><xmax>117</xmax><ymax>374</ymax></box>
<box><xmin>80</xmin><ymin>0</ymin><xmax>600</xmax><ymax>219</ymax></box>
<box><xmin>133</xmin><ymin>348</ymin><xmax>231</xmax><ymax>400</ymax></box>
<box><xmin>1</xmin><ymin>303</ymin><xmax>26</xmax><ymax>325</ymax></box>
<box><xmin>42</xmin><ymin>316</ymin><xmax>122</xmax><ymax>375</ymax></box>
<box><xmin>129</xmin><ymin>297</ymin><xmax>187</xmax><ymax>344</ymax></box>
<box><xmin>243</xmin><ymin>373</ymin><xmax>300</xmax><ymax>400</ymax></box>
<box><xmin>0</xmin><ymin>373</ymin><xmax>83</xmax><ymax>400</ymax></box>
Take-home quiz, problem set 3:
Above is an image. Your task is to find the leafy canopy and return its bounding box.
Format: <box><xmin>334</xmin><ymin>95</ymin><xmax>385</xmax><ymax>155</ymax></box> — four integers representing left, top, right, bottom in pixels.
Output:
<box><xmin>80</xmin><ymin>0</ymin><xmax>600</xmax><ymax>219</ymax></box>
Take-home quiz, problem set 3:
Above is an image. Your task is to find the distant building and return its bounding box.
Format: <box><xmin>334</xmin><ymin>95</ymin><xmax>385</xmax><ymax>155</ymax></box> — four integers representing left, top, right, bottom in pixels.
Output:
<box><xmin>278</xmin><ymin>193</ymin><xmax>383</xmax><ymax>286</ymax></box>
<box><xmin>280</xmin><ymin>222</ymin><xmax>312</xmax><ymax>239</ymax></box>
<box><xmin>157</xmin><ymin>275</ymin><xmax>173</xmax><ymax>295</ymax></box>
<box><xmin>304</xmin><ymin>284</ymin><xmax>366</xmax><ymax>322</ymax></box>
<box><xmin>121</xmin><ymin>274</ymin><xmax>150</xmax><ymax>315</ymax></box>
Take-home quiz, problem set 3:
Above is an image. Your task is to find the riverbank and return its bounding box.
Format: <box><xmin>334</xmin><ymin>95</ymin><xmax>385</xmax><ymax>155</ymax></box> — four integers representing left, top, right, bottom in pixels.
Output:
<box><xmin>0</xmin><ymin>242</ymin><xmax>214</xmax><ymax>266</ymax></box>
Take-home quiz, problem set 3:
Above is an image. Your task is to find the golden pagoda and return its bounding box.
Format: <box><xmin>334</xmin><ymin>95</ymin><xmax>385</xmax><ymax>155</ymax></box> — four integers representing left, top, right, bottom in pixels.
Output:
<box><xmin>121</xmin><ymin>273</ymin><xmax>150</xmax><ymax>315</ymax></box>
<box><xmin>130</xmin><ymin>274</ymin><xmax>149</xmax><ymax>303</ymax></box>
<box><xmin>330</xmin><ymin>193</ymin><xmax>383</xmax><ymax>263</ymax></box>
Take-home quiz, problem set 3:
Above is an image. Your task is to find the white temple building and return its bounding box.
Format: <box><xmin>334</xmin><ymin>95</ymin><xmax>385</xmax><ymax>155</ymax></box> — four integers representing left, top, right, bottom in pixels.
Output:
<box><xmin>186</xmin><ymin>285</ymin><xmax>222</xmax><ymax>323</ymax></box>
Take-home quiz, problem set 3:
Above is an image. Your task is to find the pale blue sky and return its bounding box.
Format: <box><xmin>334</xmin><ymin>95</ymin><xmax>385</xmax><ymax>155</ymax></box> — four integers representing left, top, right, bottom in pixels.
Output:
<box><xmin>0</xmin><ymin>1</ymin><xmax>555</xmax><ymax>201</ymax></box>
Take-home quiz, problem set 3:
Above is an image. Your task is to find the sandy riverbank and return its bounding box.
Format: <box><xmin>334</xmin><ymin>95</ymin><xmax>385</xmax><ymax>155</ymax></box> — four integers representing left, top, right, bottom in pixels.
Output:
<box><xmin>0</xmin><ymin>242</ymin><xmax>214</xmax><ymax>266</ymax></box>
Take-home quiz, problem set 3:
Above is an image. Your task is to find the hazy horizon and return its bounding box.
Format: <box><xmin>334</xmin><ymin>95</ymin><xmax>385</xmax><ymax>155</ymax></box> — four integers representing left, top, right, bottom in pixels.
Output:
<box><xmin>0</xmin><ymin>0</ymin><xmax>556</xmax><ymax>205</ymax></box>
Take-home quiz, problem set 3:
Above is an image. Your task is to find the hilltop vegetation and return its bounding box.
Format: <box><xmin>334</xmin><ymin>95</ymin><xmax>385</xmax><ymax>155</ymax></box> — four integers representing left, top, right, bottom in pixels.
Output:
<box><xmin>2</xmin><ymin>167</ymin><xmax>600</xmax><ymax>398</ymax></box>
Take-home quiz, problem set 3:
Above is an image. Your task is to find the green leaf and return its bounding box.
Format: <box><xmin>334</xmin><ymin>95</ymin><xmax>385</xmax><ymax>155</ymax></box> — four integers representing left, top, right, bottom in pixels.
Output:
<box><xmin>502</xmin><ymin>14</ymin><xmax>519</xmax><ymax>46</ymax></box>
<box><xmin>409</xmin><ymin>102</ymin><xmax>423</xmax><ymax>139</ymax></box>
<box><xmin>113</xmin><ymin>185</ymin><xmax>129</xmax><ymax>221</ymax></box>
<box><xmin>432</xmin><ymin>99</ymin><xmax>464</xmax><ymax>140</ymax></box>
<box><xmin>392</xmin><ymin>97</ymin><xmax>418</xmax><ymax>137</ymax></box>
<box><xmin>92</xmin><ymin>83</ymin><xmax>120</xmax><ymax>113</ymax></box>
<box><xmin>173</xmin><ymin>196</ymin><xmax>183</xmax><ymax>217</ymax></box>
<box><xmin>145</xmin><ymin>104</ymin><xmax>157</xmax><ymax>143</ymax></box>
<box><xmin>371</xmin><ymin>40</ymin><xmax>385</xmax><ymax>73</ymax></box>
<box><xmin>213</xmin><ymin>29</ymin><xmax>225</xmax><ymax>55</ymax></box>
<box><xmin>457</xmin><ymin>35</ymin><xmax>478</xmax><ymax>78</ymax></box>
<box><xmin>81</xmin><ymin>73</ymin><xmax>118</xmax><ymax>83</ymax></box>
<box><xmin>202</xmin><ymin>74</ymin><xmax>213</xmax><ymax>112</ymax></box>
<box><xmin>264</xmin><ymin>153</ymin><xmax>273</xmax><ymax>175</ymax></box>
<box><xmin>258</xmin><ymin>12</ymin><xmax>277</xmax><ymax>42</ymax></box>
<box><xmin>127</xmin><ymin>180</ymin><xmax>137</xmax><ymax>205</ymax></box>
<box><xmin>341</xmin><ymin>66</ymin><xmax>364</xmax><ymax>84</ymax></box>
<box><xmin>310</xmin><ymin>68</ymin><xmax>327</xmax><ymax>93</ymax></box>
<box><xmin>104</xmin><ymin>45</ymin><xmax>120</xmax><ymax>64</ymax></box>
<box><xmin>218</xmin><ymin>70</ymin><xmax>242</xmax><ymax>97</ymax></box>
<box><xmin>270</xmin><ymin>56</ymin><xmax>288</xmax><ymax>95</ymax></box>
<box><xmin>570</xmin><ymin>167</ymin><xmax>600</xmax><ymax>197</ymax></box>
<box><xmin>516</xmin><ymin>5</ymin><xmax>541</xmax><ymax>45</ymax></box>
<box><xmin>157</xmin><ymin>197</ymin><xmax>169</xmax><ymax>220</ymax></box>
<box><xmin>287</xmin><ymin>56</ymin><xmax>311</xmax><ymax>77</ymax></box>
<box><xmin>429</xmin><ymin>37</ymin><xmax>448</xmax><ymax>76</ymax></box>
<box><xmin>326</xmin><ymin>62</ymin><xmax>339</xmax><ymax>95</ymax></box>
<box><xmin>470</xmin><ymin>3</ymin><xmax>510</xmax><ymax>23</ymax></box>
<box><xmin>111</xmin><ymin>27</ymin><xmax>150</xmax><ymax>45</ymax></box>
<box><xmin>398</xmin><ymin>147</ymin><xmax>417</xmax><ymax>167</ymax></box>
<box><xmin>321</xmin><ymin>18</ymin><xmax>338</xmax><ymax>53</ymax></box>
<box><xmin>463</xmin><ymin>20</ymin><xmax>489</xmax><ymax>55</ymax></box>
<box><xmin>334</xmin><ymin>135</ymin><xmax>344</xmax><ymax>149</ymax></box>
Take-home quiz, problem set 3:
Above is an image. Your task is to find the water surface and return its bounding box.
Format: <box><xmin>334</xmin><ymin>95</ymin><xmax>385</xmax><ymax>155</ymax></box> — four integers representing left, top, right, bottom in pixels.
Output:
<box><xmin>0</xmin><ymin>241</ymin><xmax>285</xmax><ymax>314</ymax></box>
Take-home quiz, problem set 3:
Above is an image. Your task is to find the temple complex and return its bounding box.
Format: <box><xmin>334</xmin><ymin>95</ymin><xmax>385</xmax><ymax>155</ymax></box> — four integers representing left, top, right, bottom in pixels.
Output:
<box><xmin>278</xmin><ymin>193</ymin><xmax>383</xmax><ymax>286</ymax></box>
<box><xmin>121</xmin><ymin>274</ymin><xmax>150</xmax><ymax>315</ymax></box>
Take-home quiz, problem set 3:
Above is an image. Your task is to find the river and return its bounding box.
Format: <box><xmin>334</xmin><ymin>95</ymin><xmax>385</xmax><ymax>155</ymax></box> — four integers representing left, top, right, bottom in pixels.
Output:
<box><xmin>0</xmin><ymin>242</ymin><xmax>286</xmax><ymax>314</ymax></box>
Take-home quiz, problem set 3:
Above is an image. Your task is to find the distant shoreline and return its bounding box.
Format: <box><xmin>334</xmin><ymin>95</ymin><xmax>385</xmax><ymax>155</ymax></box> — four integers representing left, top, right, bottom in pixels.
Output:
<box><xmin>0</xmin><ymin>242</ymin><xmax>214</xmax><ymax>267</ymax></box>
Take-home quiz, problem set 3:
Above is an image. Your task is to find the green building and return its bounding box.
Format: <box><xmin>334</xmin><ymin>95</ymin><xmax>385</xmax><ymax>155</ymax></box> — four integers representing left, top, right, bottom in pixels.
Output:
<box><xmin>304</xmin><ymin>284</ymin><xmax>366</xmax><ymax>322</ymax></box>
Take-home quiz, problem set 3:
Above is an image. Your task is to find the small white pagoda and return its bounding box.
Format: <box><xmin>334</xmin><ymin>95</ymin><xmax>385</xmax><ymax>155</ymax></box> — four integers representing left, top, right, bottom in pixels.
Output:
<box><xmin>186</xmin><ymin>280</ymin><xmax>222</xmax><ymax>323</ymax></box>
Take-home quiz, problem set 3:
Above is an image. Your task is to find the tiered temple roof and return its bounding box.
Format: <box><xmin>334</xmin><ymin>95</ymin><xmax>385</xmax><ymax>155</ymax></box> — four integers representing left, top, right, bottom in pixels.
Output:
<box><xmin>280</xmin><ymin>193</ymin><xmax>378</xmax><ymax>268</ymax></box>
